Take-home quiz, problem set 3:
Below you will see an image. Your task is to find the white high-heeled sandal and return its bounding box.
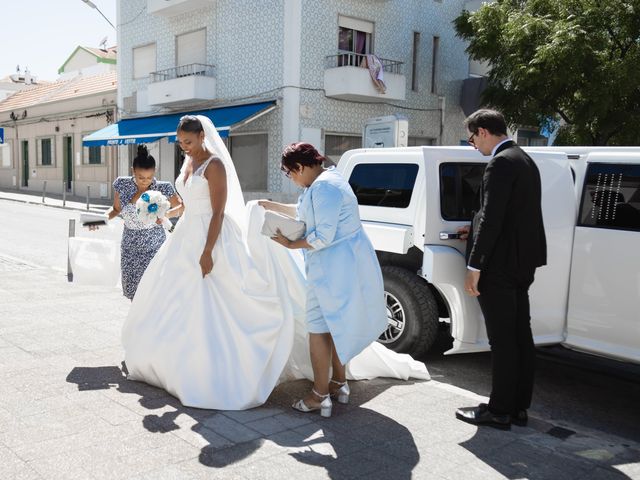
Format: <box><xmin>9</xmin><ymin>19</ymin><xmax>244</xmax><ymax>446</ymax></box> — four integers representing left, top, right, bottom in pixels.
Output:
<box><xmin>292</xmin><ymin>389</ymin><xmax>332</xmax><ymax>418</ymax></box>
<box><xmin>330</xmin><ymin>380</ymin><xmax>350</xmax><ymax>404</ymax></box>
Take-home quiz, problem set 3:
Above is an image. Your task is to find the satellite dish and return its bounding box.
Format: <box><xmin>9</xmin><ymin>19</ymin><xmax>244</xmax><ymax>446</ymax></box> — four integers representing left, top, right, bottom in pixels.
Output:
<box><xmin>99</xmin><ymin>36</ymin><xmax>108</xmax><ymax>50</ymax></box>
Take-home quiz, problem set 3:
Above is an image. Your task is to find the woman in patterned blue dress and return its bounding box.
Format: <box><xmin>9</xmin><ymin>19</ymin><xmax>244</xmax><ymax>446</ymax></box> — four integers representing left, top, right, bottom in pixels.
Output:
<box><xmin>106</xmin><ymin>145</ymin><xmax>182</xmax><ymax>300</ymax></box>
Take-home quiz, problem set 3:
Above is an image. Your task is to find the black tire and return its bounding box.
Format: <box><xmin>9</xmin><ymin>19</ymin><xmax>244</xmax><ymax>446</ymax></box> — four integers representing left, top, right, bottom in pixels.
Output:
<box><xmin>378</xmin><ymin>265</ymin><xmax>440</xmax><ymax>358</ymax></box>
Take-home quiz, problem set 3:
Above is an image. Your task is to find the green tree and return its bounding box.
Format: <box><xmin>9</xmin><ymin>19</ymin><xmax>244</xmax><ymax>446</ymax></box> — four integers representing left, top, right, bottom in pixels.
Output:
<box><xmin>454</xmin><ymin>0</ymin><xmax>640</xmax><ymax>145</ymax></box>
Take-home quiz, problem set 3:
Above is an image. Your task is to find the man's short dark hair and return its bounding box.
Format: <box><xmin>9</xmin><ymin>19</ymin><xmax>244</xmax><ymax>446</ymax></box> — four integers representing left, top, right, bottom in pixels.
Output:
<box><xmin>465</xmin><ymin>109</ymin><xmax>508</xmax><ymax>136</ymax></box>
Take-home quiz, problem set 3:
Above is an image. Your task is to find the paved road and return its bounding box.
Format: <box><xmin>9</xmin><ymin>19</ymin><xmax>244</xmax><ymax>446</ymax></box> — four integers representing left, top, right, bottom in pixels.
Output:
<box><xmin>0</xmin><ymin>200</ymin><xmax>121</xmax><ymax>272</ymax></box>
<box><xmin>421</xmin><ymin>332</ymin><xmax>640</xmax><ymax>444</ymax></box>
<box><xmin>1</xmin><ymin>199</ymin><xmax>639</xmax><ymax>479</ymax></box>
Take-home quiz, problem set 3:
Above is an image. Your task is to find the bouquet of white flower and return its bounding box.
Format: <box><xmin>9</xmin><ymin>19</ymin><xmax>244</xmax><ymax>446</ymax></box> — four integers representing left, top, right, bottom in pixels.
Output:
<box><xmin>136</xmin><ymin>191</ymin><xmax>172</xmax><ymax>231</ymax></box>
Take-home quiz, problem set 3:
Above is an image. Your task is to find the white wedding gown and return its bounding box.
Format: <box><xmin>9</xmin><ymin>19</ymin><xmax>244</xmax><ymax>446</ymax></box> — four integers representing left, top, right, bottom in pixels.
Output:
<box><xmin>122</xmin><ymin>157</ymin><xmax>428</xmax><ymax>411</ymax></box>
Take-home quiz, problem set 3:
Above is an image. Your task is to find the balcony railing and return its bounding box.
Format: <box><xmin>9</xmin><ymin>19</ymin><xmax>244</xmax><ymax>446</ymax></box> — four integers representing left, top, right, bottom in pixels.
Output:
<box><xmin>150</xmin><ymin>63</ymin><xmax>216</xmax><ymax>83</ymax></box>
<box><xmin>325</xmin><ymin>53</ymin><xmax>404</xmax><ymax>75</ymax></box>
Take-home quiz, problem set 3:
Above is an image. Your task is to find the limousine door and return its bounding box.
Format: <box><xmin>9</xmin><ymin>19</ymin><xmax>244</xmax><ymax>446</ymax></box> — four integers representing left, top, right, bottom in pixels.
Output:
<box><xmin>421</xmin><ymin>147</ymin><xmax>575</xmax><ymax>354</ymax></box>
<box><xmin>564</xmin><ymin>155</ymin><xmax>640</xmax><ymax>364</ymax></box>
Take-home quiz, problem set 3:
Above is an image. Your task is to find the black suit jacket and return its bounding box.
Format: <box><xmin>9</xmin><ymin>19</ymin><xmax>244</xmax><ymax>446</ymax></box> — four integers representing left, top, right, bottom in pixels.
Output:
<box><xmin>466</xmin><ymin>141</ymin><xmax>547</xmax><ymax>275</ymax></box>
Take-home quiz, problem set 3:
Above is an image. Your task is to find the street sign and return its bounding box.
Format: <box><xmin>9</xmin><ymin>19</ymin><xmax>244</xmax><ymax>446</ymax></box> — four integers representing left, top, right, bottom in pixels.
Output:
<box><xmin>0</xmin><ymin>128</ymin><xmax>4</xmax><ymax>144</ymax></box>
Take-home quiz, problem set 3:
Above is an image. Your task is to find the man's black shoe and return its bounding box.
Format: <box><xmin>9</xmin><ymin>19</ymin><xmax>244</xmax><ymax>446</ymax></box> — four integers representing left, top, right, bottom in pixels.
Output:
<box><xmin>455</xmin><ymin>403</ymin><xmax>511</xmax><ymax>430</ymax></box>
<box><xmin>511</xmin><ymin>409</ymin><xmax>528</xmax><ymax>427</ymax></box>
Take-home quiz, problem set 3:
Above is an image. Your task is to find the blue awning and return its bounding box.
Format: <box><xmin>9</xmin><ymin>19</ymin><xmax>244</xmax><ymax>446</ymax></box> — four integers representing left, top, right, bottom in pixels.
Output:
<box><xmin>83</xmin><ymin>101</ymin><xmax>276</xmax><ymax>147</ymax></box>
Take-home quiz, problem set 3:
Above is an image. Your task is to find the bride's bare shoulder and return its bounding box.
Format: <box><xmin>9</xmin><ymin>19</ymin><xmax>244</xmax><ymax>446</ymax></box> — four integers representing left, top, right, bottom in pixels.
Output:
<box><xmin>203</xmin><ymin>157</ymin><xmax>226</xmax><ymax>179</ymax></box>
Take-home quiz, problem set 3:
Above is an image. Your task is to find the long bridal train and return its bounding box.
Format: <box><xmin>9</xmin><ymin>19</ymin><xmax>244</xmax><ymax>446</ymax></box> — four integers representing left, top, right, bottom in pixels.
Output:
<box><xmin>122</xmin><ymin>187</ymin><xmax>429</xmax><ymax>410</ymax></box>
<box><xmin>245</xmin><ymin>202</ymin><xmax>429</xmax><ymax>385</ymax></box>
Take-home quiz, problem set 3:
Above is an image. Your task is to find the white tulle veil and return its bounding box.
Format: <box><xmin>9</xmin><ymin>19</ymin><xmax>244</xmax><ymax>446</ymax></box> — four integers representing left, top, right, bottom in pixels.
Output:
<box><xmin>194</xmin><ymin>115</ymin><xmax>246</xmax><ymax>228</ymax></box>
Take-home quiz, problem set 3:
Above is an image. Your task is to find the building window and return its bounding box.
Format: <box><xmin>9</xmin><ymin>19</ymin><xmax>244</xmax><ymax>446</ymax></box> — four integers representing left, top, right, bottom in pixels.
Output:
<box><xmin>88</xmin><ymin>146</ymin><xmax>102</xmax><ymax>165</ymax></box>
<box><xmin>83</xmin><ymin>133</ymin><xmax>104</xmax><ymax>165</ymax></box>
<box><xmin>516</xmin><ymin>128</ymin><xmax>547</xmax><ymax>147</ymax></box>
<box><xmin>133</xmin><ymin>43</ymin><xmax>157</xmax><ymax>79</ymax></box>
<box><xmin>176</xmin><ymin>28</ymin><xmax>206</xmax><ymax>68</ymax></box>
<box><xmin>338</xmin><ymin>15</ymin><xmax>373</xmax><ymax>66</ymax></box>
<box><xmin>325</xmin><ymin>134</ymin><xmax>362</xmax><ymax>166</ymax></box>
<box><xmin>0</xmin><ymin>141</ymin><xmax>12</xmax><ymax>168</ymax></box>
<box><xmin>408</xmin><ymin>136</ymin><xmax>435</xmax><ymax>146</ymax></box>
<box><xmin>228</xmin><ymin>134</ymin><xmax>268</xmax><ymax>191</ymax></box>
<box><xmin>348</xmin><ymin>163</ymin><xmax>419</xmax><ymax>208</ymax></box>
<box><xmin>431</xmin><ymin>36</ymin><xmax>440</xmax><ymax>94</ymax></box>
<box><xmin>38</xmin><ymin>137</ymin><xmax>54</xmax><ymax>166</ymax></box>
<box><xmin>411</xmin><ymin>32</ymin><xmax>420</xmax><ymax>91</ymax></box>
<box><xmin>439</xmin><ymin>163</ymin><xmax>486</xmax><ymax>221</ymax></box>
<box><xmin>578</xmin><ymin>163</ymin><xmax>640</xmax><ymax>232</ymax></box>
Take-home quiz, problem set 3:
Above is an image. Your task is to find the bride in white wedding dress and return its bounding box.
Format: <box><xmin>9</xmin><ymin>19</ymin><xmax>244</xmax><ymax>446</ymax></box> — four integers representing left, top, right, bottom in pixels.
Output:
<box><xmin>122</xmin><ymin>115</ymin><xmax>428</xmax><ymax>410</ymax></box>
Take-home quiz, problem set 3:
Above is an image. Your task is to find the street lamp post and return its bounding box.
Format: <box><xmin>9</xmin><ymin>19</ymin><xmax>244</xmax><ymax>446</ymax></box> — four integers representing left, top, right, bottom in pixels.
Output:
<box><xmin>80</xmin><ymin>0</ymin><xmax>115</xmax><ymax>29</ymax></box>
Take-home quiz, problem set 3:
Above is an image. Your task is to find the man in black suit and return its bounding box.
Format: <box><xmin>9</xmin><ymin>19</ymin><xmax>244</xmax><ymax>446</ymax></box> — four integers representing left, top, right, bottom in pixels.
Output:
<box><xmin>455</xmin><ymin>109</ymin><xmax>547</xmax><ymax>430</ymax></box>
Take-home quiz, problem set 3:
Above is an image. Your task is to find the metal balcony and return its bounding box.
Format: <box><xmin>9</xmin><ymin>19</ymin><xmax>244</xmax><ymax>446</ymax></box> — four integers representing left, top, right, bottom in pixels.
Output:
<box><xmin>148</xmin><ymin>64</ymin><xmax>217</xmax><ymax>106</ymax></box>
<box><xmin>324</xmin><ymin>53</ymin><xmax>406</xmax><ymax>102</ymax></box>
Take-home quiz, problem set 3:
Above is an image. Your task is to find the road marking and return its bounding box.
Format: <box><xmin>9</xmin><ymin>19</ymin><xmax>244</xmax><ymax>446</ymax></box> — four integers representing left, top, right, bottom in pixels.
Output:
<box><xmin>0</xmin><ymin>254</ymin><xmax>42</xmax><ymax>272</ymax></box>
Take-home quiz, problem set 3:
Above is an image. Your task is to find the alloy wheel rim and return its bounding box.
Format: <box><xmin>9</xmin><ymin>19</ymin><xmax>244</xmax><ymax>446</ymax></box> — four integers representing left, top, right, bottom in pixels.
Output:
<box><xmin>379</xmin><ymin>291</ymin><xmax>405</xmax><ymax>343</ymax></box>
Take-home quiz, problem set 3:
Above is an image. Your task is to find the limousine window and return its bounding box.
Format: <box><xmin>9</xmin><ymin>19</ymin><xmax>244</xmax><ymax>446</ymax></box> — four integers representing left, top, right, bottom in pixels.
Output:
<box><xmin>348</xmin><ymin>163</ymin><xmax>419</xmax><ymax>208</ymax></box>
<box><xmin>578</xmin><ymin>163</ymin><xmax>640</xmax><ymax>231</ymax></box>
<box><xmin>440</xmin><ymin>163</ymin><xmax>486</xmax><ymax>220</ymax></box>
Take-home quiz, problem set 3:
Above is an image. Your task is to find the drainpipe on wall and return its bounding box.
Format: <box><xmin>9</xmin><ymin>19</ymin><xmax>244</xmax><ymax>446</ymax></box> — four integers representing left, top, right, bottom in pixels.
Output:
<box><xmin>438</xmin><ymin>96</ymin><xmax>446</xmax><ymax>145</ymax></box>
<box><xmin>281</xmin><ymin>0</ymin><xmax>302</xmax><ymax>197</ymax></box>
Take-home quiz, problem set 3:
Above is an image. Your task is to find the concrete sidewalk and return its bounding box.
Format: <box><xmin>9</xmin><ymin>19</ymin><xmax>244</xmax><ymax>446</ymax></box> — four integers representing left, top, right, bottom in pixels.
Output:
<box><xmin>0</xmin><ymin>260</ymin><xmax>638</xmax><ymax>479</ymax></box>
<box><xmin>0</xmin><ymin>188</ymin><xmax>110</xmax><ymax>213</ymax></box>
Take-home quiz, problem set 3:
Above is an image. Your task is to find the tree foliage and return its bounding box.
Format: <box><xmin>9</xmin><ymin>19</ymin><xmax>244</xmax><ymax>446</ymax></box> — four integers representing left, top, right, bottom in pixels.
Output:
<box><xmin>454</xmin><ymin>0</ymin><xmax>640</xmax><ymax>145</ymax></box>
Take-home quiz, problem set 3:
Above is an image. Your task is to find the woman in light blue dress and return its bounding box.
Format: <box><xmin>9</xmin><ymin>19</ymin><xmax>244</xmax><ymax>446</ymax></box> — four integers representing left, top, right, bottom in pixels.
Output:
<box><xmin>260</xmin><ymin>142</ymin><xmax>388</xmax><ymax>417</ymax></box>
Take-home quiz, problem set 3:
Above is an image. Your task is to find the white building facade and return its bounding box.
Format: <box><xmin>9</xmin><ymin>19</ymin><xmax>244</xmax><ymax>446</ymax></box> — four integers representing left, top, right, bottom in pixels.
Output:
<box><xmin>113</xmin><ymin>0</ymin><xmax>474</xmax><ymax>200</ymax></box>
<box><xmin>0</xmin><ymin>45</ymin><xmax>119</xmax><ymax>199</ymax></box>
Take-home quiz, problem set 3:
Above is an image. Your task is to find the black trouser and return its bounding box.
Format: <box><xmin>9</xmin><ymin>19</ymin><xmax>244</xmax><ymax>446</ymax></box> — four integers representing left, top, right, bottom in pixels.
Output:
<box><xmin>477</xmin><ymin>269</ymin><xmax>536</xmax><ymax>415</ymax></box>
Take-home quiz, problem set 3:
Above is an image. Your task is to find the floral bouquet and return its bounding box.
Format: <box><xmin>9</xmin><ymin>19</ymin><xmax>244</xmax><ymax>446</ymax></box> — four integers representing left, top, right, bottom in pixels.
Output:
<box><xmin>136</xmin><ymin>191</ymin><xmax>172</xmax><ymax>231</ymax></box>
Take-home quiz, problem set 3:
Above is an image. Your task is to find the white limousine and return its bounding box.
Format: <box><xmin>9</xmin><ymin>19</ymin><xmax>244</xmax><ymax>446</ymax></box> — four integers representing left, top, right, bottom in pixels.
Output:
<box><xmin>337</xmin><ymin>146</ymin><xmax>640</xmax><ymax>365</ymax></box>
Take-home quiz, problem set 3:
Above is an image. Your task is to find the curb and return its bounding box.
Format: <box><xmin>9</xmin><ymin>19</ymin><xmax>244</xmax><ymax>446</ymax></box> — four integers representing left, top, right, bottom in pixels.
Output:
<box><xmin>0</xmin><ymin>195</ymin><xmax>108</xmax><ymax>214</ymax></box>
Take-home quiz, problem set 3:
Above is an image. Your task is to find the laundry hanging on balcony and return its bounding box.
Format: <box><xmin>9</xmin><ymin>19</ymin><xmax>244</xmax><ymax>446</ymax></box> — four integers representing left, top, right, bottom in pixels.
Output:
<box><xmin>363</xmin><ymin>54</ymin><xmax>387</xmax><ymax>94</ymax></box>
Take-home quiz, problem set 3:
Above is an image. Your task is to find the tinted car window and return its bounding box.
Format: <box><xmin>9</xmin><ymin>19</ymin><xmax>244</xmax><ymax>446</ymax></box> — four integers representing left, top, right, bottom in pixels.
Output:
<box><xmin>579</xmin><ymin>163</ymin><xmax>640</xmax><ymax>232</ymax></box>
<box><xmin>440</xmin><ymin>163</ymin><xmax>486</xmax><ymax>221</ymax></box>
<box><xmin>349</xmin><ymin>163</ymin><xmax>419</xmax><ymax>208</ymax></box>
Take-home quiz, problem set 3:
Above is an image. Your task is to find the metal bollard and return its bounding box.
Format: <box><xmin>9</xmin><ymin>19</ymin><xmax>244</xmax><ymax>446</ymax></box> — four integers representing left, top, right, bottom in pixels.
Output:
<box><xmin>62</xmin><ymin>181</ymin><xmax>66</xmax><ymax>208</ymax></box>
<box><xmin>67</xmin><ymin>219</ymin><xmax>75</xmax><ymax>282</ymax></box>
<box><xmin>86</xmin><ymin>186</ymin><xmax>90</xmax><ymax>211</ymax></box>
<box><xmin>42</xmin><ymin>180</ymin><xmax>47</xmax><ymax>203</ymax></box>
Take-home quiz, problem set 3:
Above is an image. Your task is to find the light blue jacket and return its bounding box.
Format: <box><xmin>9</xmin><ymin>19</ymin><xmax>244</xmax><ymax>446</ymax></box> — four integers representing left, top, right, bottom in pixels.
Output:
<box><xmin>297</xmin><ymin>167</ymin><xmax>388</xmax><ymax>364</ymax></box>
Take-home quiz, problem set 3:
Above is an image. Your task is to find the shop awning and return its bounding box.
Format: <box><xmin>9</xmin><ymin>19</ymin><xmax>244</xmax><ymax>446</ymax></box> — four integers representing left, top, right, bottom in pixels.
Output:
<box><xmin>83</xmin><ymin>101</ymin><xmax>276</xmax><ymax>147</ymax></box>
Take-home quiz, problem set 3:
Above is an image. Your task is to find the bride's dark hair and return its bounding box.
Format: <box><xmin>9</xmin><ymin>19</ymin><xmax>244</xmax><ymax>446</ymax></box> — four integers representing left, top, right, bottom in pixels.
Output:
<box><xmin>133</xmin><ymin>144</ymin><xmax>156</xmax><ymax>170</ymax></box>
<box><xmin>177</xmin><ymin>115</ymin><xmax>204</xmax><ymax>134</ymax></box>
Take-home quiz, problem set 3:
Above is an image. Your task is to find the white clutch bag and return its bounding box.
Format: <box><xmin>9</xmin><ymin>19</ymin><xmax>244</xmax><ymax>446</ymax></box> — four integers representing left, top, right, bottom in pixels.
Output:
<box><xmin>80</xmin><ymin>212</ymin><xmax>109</xmax><ymax>227</ymax></box>
<box><xmin>261</xmin><ymin>210</ymin><xmax>306</xmax><ymax>241</ymax></box>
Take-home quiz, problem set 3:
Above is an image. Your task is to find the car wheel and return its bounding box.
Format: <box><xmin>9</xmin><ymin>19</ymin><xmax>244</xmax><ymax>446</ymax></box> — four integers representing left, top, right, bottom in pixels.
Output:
<box><xmin>378</xmin><ymin>265</ymin><xmax>440</xmax><ymax>358</ymax></box>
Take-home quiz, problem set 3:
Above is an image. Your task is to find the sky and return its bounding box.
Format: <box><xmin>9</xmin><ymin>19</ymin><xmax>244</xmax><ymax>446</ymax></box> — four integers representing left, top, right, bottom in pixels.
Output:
<box><xmin>0</xmin><ymin>0</ymin><xmax>117</xmax><ymax>81</ymax></box>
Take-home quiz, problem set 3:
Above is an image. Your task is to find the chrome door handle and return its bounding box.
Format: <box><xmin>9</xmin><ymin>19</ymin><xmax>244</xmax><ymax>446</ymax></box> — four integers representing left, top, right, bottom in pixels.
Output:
<box><xmin>440</xmin><ymin>231</ymin><xmax>462</xmax><ymax>240</ymax></box>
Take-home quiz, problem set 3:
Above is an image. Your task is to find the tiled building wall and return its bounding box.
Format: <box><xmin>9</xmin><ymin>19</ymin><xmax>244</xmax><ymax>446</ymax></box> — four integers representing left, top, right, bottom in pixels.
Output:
<box><xmin>118</xmin><ymin>0</ymin><xmax>285</xmax><ymax>191</ymax></box>
<box><xmin>298</xmin><ymin>0</ymin><xmax>470</xmax><ymax>146</ymax></box>
<box><xmin>118</xmin><ymin>0</ymin><xmax>472</xmax><ymax>195</ymax></box>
